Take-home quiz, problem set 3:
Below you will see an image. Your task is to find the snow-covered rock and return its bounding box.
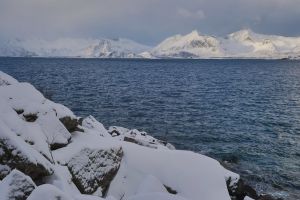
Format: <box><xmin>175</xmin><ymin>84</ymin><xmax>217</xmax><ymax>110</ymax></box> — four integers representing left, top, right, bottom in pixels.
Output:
<box><xmin>0</xmin><ymin>77</ymin><xmax>75</xmax><ymax>161</ymax></box>
<box><xmin>0</xmin><ymin>169</ymin><xmax>36</xmax><ymax>200</ymax></box>
<box><xmin>67</xmin><ymin>147</ymin><xmax>123</xmax><ymax>195</ymax></box>
<box><xmin>108</xmin><ymin>126</ymin><xmax>175</xmax><ymax>150</ymax></box>
<box><xmin>0</xmin><ymin>119</ymin><xmax>53</xmax><ymax>180</ymax></box>
<box><xmin>0</xmin><ymin>70</ymin><xmax>245</xmax><ymax>200</ymax></box>
<box><xmin>82</xmin><ymin>116</ymin><xmax>111</xmax><ymax>137</ymax></box>
<box><xmin>108</xmin><ymin>143</ymin><xmax>239</xmax><ymax>200</ymax></box>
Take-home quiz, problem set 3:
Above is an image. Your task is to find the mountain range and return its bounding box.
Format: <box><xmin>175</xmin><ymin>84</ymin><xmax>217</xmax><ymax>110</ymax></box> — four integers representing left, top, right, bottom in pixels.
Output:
<box><xmin>1</xmin><ymin>29</ymin><xmax>300</xmax><ymax>59</ymax></box>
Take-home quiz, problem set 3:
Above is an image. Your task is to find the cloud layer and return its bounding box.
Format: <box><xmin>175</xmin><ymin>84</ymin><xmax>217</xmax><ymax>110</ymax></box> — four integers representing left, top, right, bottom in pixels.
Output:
<box><xmin>0</xmin><ymin>0</ymin><xmax>300</xmax><ymax>45</ymax></box>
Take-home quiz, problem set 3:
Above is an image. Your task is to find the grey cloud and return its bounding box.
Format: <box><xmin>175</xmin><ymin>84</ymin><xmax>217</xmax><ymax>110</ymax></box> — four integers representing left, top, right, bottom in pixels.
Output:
<box><xmin>0</xmin><ymin>0</ymin><xmax>300</xmax><ymax>45</ymax></box>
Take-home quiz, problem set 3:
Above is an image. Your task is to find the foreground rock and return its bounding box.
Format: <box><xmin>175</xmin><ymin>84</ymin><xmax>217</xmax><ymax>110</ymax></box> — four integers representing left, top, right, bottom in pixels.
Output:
<box><xmin>0</xmin><ymin>169</ymin><xmax>36</xmax><ymax>200</ymax></box>
<box><xmin>67</xmin><ymin>147</ymin><xmax>123</xmax><ymax>196</ymax></box>
<box><xmin>227</xmin><ymin>178</ymin><xmax>282</xmax><ymax>200</ymax></box>
<box><xmin>108</xmin><ymin>126</ymin><xmax>175</xmax><ymax>150</ymax></box>
<box><xmin>0</xmin><ymin>70</ymin><xmax>270</xmax><ymax>200</ymax></box>
<box><xmin>0</xmin><ymin>120</ymin><xmax>53</xmax><ymax>180</ymax></box>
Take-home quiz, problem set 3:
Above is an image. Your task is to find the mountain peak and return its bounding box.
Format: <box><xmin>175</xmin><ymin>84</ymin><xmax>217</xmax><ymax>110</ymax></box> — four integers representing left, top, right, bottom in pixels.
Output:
<box><xmin>185</xmin><ymin>30</ymin><xmax>200</xmax><ymax>38</ymax></box>
<box><xmin>228</xmin><ymin>29</ymin><xmax>255</xmax><ymax>41</ymax></box>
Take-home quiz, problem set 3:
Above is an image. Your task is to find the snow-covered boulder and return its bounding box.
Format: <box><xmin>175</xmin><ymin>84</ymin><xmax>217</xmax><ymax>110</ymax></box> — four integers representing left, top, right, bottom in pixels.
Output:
<box><xmin>82</xmin><ymin>116</ymin><xmax>111</xmax><ymax>137</ymax></box>
<box><xmin>108</xmin><ymin>143</ymin><xmax>239</xmax><ymax>200</ymax></box>
<box><xmin>227</xmin><ymin>178</ymin><xmax>259</xmax><ymax>200</ymax></box>
<box><xmin>108</xmin><ymin>126</ymin><xmax>175</xmax><ymax>150</ymax></box>
<box><xmin>0</xmin><ymin>120</ymin><xmax>53</xmax><ymax>180</ymax></box>
<box><xmin>59</xmin><ymin>116</ymin><xmax>83</xmax><ymax>133</ymax></box>
<box><xmin>0</xmin><ymin>82</ymin><xmax>74</xmax><ymax>119</ymax></box>
<box><xmin>0</xmin><ymin>75</ymin><xmax>74</xmax><ymax>158</ymax></box>
<box><xmin>67</xmin><ymin>147</ymin><xmax>123</xmax><ymax>195</ymax></box>
<box><xmin>37</xmin><ymin>112</ymin><xmax>72</xmax><ymax>150</ymax></box>
<box><xmin>0</xmin><ymin>169</ymin><xmax>36</xmax><ymax>200</ymax></box>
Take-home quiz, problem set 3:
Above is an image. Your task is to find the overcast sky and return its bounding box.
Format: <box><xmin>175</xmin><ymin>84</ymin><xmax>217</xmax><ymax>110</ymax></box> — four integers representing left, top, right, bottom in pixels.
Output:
<box><xmin>1</xmin><ymin>0</ymin><xmax>300</xmax><ymax>45</ymax></box>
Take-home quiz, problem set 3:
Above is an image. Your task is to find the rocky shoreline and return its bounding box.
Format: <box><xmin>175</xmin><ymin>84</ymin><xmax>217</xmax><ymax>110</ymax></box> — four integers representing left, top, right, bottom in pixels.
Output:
<box><xmin>0</xmin><ymin>71</ymin><xmax>281</xmax><ymax>200</ymax></box>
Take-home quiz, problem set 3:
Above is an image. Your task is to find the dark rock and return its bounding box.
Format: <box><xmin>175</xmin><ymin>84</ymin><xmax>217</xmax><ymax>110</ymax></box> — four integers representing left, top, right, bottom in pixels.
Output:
<box><xmin>78</xmin><ymin>117</ymin><xmax>84</xmax><ymax>126</ymax></box>
<box><xmin>0</xmin><ymin>169</ymin><xmax>36</xmax><ymax>200</ymax></box>
<box><xmin>124</xmin><ymin>136</ymin><xmax>138</xmax><ymax>144</ymax></box>
<box><xmin>0</xmin><ymin>137</ymin><xmax>53</xmax><ymax>181</ymax></box>
<box><xmin>258</xmin><ymin>194</ymin><xmax>282</xmax><ymax>200</ymax></box>
<box><xmin>59</xmin><ymin>116</ymin><xmax>83</xmax><ymax>133</ymax></box>
<box><xmin>164</xmin><ymin>185</ymin><xmax>177</xmax><ymax>194</ymax></box>
<box><xmin>14</xmin><ymin>109</ymin><xmax>24</xmax><ymax>115</ymax></box>
<box><xmin>49</xmin><ymin>142</ymin><xmax>68</xmax><ymax>151</ymax></box>
<box><xmin>222</xmin><ymin>154</ymin><xmax>239</xmax><ymax>164</ymax></box>
<box><xmin>67</xmin><ymin>147</ymin><xmax>123</xmax><ymax>196</ymax></box>
<box><xmin>109</xmin><ymin>129</ymin><xmax>121</xmax><ymax>137</ymax></box>
<box><xmin>23</xmin><ymin>113</ymin><xmax>38</xmax><ymax>122</ymax></box>
<box><xmin>0</xmin><ymin>164</ymin><xmax>11</xmax><ymax>180</ymax></box>
<box><xmin>227</xmin><ymin>178</ymin><xmax>258</xmax><ymax>200</ymax></box>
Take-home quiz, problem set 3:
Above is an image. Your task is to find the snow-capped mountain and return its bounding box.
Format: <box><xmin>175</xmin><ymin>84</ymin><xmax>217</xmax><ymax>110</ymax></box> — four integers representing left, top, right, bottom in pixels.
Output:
<box><xmin>0</xmin><ymin>39</ymin><xmax>37</xmax><ymax>57</ymax></box>
<box><xmin>150</xmin><ymin>29</ymin><xmax>300</xmax><ymax>59</ymax></box>
<box><xmin>151</xmin><ymin>30</ymin><xmax>224</xmax><ymax>58</ymax></box>
<box><xmin>1</xmin><ymin>30</ymin><xmax>300</xmax><ymax>59</ymax></box>
<box><xmin>0</xmin><ymin>38</ymin><xmax>151</xmax><ymax>58</ymax></box>
<box><xmin>82</xmin><ymin>38</ymin><xmax>150</xmax><ymax>58</ymax></box>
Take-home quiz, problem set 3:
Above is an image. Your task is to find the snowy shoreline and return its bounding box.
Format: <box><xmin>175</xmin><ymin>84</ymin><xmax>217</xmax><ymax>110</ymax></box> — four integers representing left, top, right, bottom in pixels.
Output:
<box><xmin>0</xmin><ymin>71</ymin><xmax>280</xmax><ymax>200</ymax></box>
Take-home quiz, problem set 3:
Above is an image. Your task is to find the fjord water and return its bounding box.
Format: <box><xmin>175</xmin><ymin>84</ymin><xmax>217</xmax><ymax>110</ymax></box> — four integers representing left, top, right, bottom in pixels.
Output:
<box><xmin>0</xmin><ymin>58</ymin><xmax>299</xmax><ymax>199</ymax></box>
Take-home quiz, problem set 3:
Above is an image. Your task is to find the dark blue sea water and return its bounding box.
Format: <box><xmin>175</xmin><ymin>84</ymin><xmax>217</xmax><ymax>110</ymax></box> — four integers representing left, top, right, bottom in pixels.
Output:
<box><xmin>0</xmin><ymin>58</ymin><xmax>299</xmax><ymax>199</ymax></box>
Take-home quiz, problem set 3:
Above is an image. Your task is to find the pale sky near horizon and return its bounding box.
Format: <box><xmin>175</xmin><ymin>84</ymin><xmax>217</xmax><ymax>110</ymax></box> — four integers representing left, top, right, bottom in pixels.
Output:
<box><xmin>0</xmin><ymin>0</ymin><xmax>300</xmax><ymax>45</ymax></box>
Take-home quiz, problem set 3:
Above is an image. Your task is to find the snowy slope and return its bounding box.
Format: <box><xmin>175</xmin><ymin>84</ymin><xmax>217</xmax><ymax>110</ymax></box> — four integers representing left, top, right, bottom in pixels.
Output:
<box><xmin>151</xmin><ymin>30</ymin><xmax>224</xmax><ymax>58</ymax></box>
<box><xmin>150</xmin><ymin>29</ymin><xmax>300</xmax><ymax>59</ymax></box>
<box><xmin>82</xmin><ymin>38</ymin><xmax>150</xmax><ymax>58</ymax></box>
<box><xmin>0</xmin><ymin>70</ymin><xmax>245</xmax><ymax>200</ymax></box>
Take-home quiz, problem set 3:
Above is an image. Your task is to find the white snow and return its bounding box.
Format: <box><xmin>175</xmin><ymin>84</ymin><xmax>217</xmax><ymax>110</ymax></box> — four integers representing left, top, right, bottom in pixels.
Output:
<box><xmin>127</xmin><ymin>192</ymin><xmax>188</xmax><ymax>200</ymax></box>
<box><xmin>0</xmin><ymin>78</ymin><xmax>75</xmax><ymax>161</ymax></box>
<box><xmin>27</xmin><ymin>184</ymin><xmax>74</xmax><ymax>200</ymax></box>
<box><xmin>0</xmin><ymin>71</ymin><xmax>18</xmax><ymax>86</ymax></box>
<box><xmin>152</xmin><ymin>30</ymin><xmax>223</xmax><ymax>58</ymax></box>
<box><xmin>136</xmin><ymin>175</ymin><xmax>168</xmax><ymax>194</ymax></box>
<box><xmin>244</xmin><ymin>196</ymin><xmax>255</xmax><ymax>200</ymax></box>
<box><xmin>108</xmin><ymin>143</ymin><xmax>239</xmax><ymax>200</ymax></box>
<box><xmin>0</xmin><ymin>169</ymin><xmax>36</xmax><ymax>200</ymax></box>
<box><xmin>82</xmin><ymin>115</ymin><xmax>111</xmax><ymax>137</ymax></box>
<box><xmin>0</xmin><ymin>119</ymin><xmax>53</xmax><ymax>173</ymax></box>
<box><xmin>44</xmin><ymin>165</ymin><xmax>81</xmax><ymax>196</ymax></box>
